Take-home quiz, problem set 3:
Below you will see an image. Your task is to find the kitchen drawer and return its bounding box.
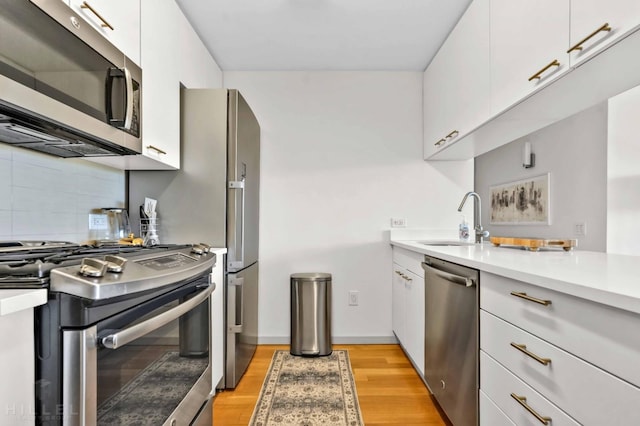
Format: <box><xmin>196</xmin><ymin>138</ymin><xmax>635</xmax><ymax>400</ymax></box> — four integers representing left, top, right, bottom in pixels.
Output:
<box><xmin>481</xmin><ymin>271</ymin><xmax>640</xmax><ymax>388</ymax></box>
<box><xmin>392</xmin><ymin>247</ymin><xmax>425</xmax><ymax>278</ymax></box>
<box><xmin>481</xmin><ymin>310</ymin><xmax>640</xmax><ymax>425</ymax></box>
<box><xmin>480</xmin><ymin>351</ymin><xmax>580</xmax><ymax>426</ymax></box>
<box><xmin>480</xmin><ymin>390</ymin><xmax>515</xmax><ymax>426</ymax></box>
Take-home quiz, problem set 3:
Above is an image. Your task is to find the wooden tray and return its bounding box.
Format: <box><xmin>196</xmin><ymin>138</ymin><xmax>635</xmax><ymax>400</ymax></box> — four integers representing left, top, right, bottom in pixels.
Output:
<box><xmin>490</xmin><ymin>236</ymin><xmax>577</xmax><ymax>251</ymax></box>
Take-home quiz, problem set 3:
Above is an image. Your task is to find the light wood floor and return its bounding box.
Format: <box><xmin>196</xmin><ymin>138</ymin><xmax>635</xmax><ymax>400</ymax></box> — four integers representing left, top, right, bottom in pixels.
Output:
<box><xmin>213</xmin><ymin>344</ymin><xmax>451</xmax><ymax>425</ymax></box>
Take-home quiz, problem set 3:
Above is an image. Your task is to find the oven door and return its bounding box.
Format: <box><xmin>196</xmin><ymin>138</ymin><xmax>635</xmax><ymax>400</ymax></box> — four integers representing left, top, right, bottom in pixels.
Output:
<box><xmin>62</xmin><ymin>275</ymin><xmax>214</xmax><ymax>426</ymax></box>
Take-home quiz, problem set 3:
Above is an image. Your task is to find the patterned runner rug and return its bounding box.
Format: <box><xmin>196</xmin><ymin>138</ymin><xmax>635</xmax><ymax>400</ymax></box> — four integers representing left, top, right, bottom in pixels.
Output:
<box><xmin>249</xmin><ymin>350</ymin><xmax>364</xmax><ymax>426</ymax></box>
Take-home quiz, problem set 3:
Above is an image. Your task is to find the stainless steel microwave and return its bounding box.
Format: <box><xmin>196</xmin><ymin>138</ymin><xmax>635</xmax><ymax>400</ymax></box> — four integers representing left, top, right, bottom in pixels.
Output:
<box><xmin>0</xmin><ymin>0</ymin><xmax>141</xmax><ymax>157</ymax></box>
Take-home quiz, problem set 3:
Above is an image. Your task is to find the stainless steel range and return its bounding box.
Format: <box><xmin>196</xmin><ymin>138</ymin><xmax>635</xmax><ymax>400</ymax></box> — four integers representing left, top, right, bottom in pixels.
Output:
<box><xmin>0</xmin><ymin>241</ymin><xmax>217</xmax><ymax>426</ymax></box>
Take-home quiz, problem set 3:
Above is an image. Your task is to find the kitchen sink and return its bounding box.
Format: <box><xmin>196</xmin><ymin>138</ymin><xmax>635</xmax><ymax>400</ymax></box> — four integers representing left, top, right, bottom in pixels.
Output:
<box><xmin>417</xmin><ymin>240</ymin><xmax>476</xmax><ymax>246</ymax></box>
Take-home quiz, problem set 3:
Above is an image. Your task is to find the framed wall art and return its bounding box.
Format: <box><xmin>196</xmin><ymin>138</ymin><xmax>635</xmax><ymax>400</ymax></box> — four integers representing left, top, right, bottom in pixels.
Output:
<box><xmin>489</xmin><ymin>173</ymin><xmax>550</xmax><ymax>225</ymax></box>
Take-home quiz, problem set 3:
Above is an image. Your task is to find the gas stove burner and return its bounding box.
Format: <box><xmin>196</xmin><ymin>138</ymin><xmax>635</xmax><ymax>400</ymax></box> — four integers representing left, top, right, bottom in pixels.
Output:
<box><xmin>0</xmin><ymin>241</ymin><xmax>202</xmax><ymax>289</ymax></box>
<box><xmin>0</xmin><ymin>240</ymin><xmax>80</xmax><ymax>253</ymax></box>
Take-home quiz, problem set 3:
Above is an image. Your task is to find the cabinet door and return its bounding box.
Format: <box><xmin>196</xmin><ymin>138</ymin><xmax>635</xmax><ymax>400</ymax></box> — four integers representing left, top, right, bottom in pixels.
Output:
<box><xmin>569</xmin><ymin>0</ymin><xmax>640</xmax><ymax>66</ymax></box>
<box><xmin>392</xmin><ymin>264</ymin><xmax>406</xmax><ymax>344</ymax></box>
<box><xmin>404</xmin><ymin>269</ymin><xmax>425</xmax><ymax>376</ymax></box>
<box><xmin>139</xmin><ymin>0</ymin><xmax>181</xmax><ymax>169</ymax></box>
<box><xmin>423</xmin><ymin>0</ymin><xmax>490</xmax><ymax>158</ymax></box>
<box><xmin>69</xmin><ymin>0</ymin><xmax>141</xmax><ymax>65</ymax></box>
<box><xmin>490</xmin><ymin>0</ymin><xmax>570</xmax><ymax>115</ymax></box>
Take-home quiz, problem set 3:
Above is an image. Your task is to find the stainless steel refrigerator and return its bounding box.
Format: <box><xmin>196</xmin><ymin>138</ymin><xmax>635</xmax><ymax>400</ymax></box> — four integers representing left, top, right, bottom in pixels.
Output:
<box><xmin>128</xmin><ymin>89</ymin><xmax>260</xmax><ymax>389</ymax></box>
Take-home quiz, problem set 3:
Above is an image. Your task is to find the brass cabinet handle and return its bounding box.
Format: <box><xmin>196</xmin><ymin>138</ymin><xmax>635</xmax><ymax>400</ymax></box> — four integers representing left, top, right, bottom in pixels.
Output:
<box><xmin>445</xmin><ymin>130</ymin><xmax>459</xmax><ymax>139</ymax></box>
<box><xmin>434</xmin><ymin>138</ymin><xmax>446</xmax><ymax>147</ymax></box>
<box><xmin>567</xmin><ymin>23</ymin><xmax>612</xmax><ymax>53</ymax></box>
<box><xmin>146</xmin><ymin>145</ymin><xmax>167</xmax><ymax>155</ymax></box>
<box><xmin>510</xmin><ymin>291</ymin><xmax>552</xmax><ymax>306</ymax></box>
<box><xmin>395</xmin><ymin>270</ymin><xmax>403</xmax><ymax>275</ymax></box>
<box><xmin>510</xmin><ymin>343</ymin><xmax>551</xmax><ymax>365</ymax></box>
<box><xmin>510</xmin><ymin>393</ymin><xmax>552</xmax><ymax>425</ymax></box>
<box><xmin>81</xmin><ymin>1</ymin><xmax>114</xmax><ymax>31</ymax></box>
<box><xmin>528</xmin><ymin>59</ymin><xmax>560</xmax><ymax>81</ymax></box>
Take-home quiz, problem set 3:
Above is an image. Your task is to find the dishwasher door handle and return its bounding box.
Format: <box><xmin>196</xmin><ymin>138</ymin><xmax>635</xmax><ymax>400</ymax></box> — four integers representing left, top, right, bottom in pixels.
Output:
<box><xmin>422</xmin><ymin>262</ymin><xmax>476</xmax><ymax>287</ymax></box>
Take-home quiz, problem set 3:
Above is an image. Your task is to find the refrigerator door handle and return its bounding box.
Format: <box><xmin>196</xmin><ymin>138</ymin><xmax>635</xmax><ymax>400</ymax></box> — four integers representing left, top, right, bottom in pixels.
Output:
<box><xmin>228</xmin><ymin>179</ymin><xmax>245</xmax><ymax>271</ymax></box>
<box><xmin>228</xmin><ymin>275</ymin><xmax>244</xmax><ymax>333</ymax></box>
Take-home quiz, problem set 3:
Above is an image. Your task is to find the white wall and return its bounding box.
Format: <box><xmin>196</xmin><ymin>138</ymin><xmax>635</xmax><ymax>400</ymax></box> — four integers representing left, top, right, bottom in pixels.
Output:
<box><xmin>607</xmin><ymin>84</ymin><xmax>640</xmax><ymax>255</ymax></box>
<box><xmin>0</xmin><ymin>144</ymin><xmax>125</xmax><ymax>242</ymax></box>
<box><xmin>223</xmin><ymin>71</ymin><xmax>473</xmax><ymax>343</ymax></box>
<box><xmin>474</xmin><ymin>103</ymin><xmax>607</xmax><ymax>251</ymax></box>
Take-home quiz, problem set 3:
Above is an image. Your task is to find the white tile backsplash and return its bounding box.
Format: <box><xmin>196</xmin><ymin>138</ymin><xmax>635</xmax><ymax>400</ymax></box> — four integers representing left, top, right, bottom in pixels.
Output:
<box><xmin>0</xmin><ymin>145</ymin><xmax>125</xmax><ymax>242</ymax></box>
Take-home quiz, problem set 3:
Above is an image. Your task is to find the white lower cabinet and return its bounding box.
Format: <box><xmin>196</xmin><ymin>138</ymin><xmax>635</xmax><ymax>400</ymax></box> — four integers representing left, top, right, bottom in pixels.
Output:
<box><xmin>211</xmin><ymin>254</ymin><xmax>225</xmax><ymax>389</ymax></box>
<box><xmin>391</xmin><ymin>247</ymin><xmax>424</xmax><ymax>376</ymax></box>
<box><xmin>480</xmin><ymin>389</ymin><xmax>514</xmax><ymax>426</ymax></box>
<box><xmin>480</xmin><ymin>271</ymin><xmax>640</xmax><ymax>425</ymax></box>
<box><xmin>481</xmin><ymin>351</ymin><xmax>580</xmax><ymax>426</ymax></box>
<box><xmin>0</xmin><ymin>290</ymin><xmax>47</xmax><ymax>426</ymax></box>
<box><xmin>481</xmin><ymin>310</ymin><xmax>640</xmax><ymax>425</ymax></box>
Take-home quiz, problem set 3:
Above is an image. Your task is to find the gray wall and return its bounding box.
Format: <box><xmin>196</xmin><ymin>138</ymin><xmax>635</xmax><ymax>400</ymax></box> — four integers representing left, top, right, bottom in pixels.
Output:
<box><xmin>474</xmin><ymin>103</ymin><xmax>607</xmax><ymax>252</ymax></box>
<box><xmin>0</xmin><ymin>144</ymin><xmax>125</xmax><ymax>242</ymax></box>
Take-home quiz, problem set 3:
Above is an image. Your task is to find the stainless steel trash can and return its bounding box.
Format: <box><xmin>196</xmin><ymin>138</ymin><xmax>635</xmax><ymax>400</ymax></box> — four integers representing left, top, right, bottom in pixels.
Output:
<box><xmin>290</xmin><ymin>272</ymin><xmax>332</xmax><ymax>356</ymax></box>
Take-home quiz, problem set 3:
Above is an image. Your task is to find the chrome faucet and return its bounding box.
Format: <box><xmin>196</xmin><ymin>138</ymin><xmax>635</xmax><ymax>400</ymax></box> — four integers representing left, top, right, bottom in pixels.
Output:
<box><xmin>457</xmin><ymin>191</ymin><xmax>490</xmax><ymax>243</ymax></box>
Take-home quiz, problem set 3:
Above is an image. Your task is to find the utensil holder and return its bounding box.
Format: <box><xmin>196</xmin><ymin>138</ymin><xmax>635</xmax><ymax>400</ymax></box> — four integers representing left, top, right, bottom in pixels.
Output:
<box><xmin>140</xmin><ymin>218</ymin><xmax>160</xmax><ymax>246</ymax></box>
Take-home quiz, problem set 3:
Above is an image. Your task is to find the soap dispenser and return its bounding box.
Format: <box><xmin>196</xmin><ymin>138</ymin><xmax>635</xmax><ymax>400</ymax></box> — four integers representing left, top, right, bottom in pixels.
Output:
<box><xmin>459</xmin><ymin>216</ymin><xmax>470</xmax><ymax>242</ymax></box>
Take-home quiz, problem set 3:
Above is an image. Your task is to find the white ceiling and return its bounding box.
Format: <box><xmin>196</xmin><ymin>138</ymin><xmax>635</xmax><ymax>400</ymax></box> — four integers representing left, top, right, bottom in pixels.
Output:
<box><xmin>174</xmin><ymin>0</ymin><xmax>473</xmax><ymax>71</ymax></box>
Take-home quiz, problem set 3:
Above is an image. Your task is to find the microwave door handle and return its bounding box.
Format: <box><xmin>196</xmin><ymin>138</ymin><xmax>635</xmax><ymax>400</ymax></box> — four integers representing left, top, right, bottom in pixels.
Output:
<box><xmin>100</xmin><ymin>283</ymin><xmax>215</xmax><ymax>349</ymax></box>
<box><xmin>106</xmin><ymin>67</ymin><xmax>133</xmax><ymax>130</ymax></box>
<box><xmin>122</xmin><ymin>67</ymin><xmax>134</xmax><ymax>130</ymax></box>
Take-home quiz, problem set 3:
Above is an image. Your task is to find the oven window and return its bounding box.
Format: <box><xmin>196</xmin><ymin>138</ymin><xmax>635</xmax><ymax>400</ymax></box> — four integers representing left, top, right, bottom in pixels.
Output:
<box><xmin>95</xmin><ymin>298</ymin><xmax>210</xmax><ymax>425</ymax></box>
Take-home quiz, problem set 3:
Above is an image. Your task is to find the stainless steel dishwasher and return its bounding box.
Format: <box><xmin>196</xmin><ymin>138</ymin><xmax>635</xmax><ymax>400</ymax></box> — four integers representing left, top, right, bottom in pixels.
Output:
<box><xmin>422</xmin><ymin>256</ymin><xmax>479</xmax><ymax>426</ymax></box>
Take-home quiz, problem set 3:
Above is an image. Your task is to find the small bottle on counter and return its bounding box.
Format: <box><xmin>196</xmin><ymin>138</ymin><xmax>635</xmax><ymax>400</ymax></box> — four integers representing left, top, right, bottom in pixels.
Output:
<box><xmin>459</xmin><ymin>216</ymin><xmax>470</xmax><ymax>242</ymax></box>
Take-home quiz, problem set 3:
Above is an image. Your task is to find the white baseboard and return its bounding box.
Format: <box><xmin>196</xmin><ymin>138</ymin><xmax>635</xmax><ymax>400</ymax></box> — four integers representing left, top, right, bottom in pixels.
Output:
<box><xmin>257</xmin><ymin>336</ymin><xmax>398</xmax><ymax>345</ymax></box>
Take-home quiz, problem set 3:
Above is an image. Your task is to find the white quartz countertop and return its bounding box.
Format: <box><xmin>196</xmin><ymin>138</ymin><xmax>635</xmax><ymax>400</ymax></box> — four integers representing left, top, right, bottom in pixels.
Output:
<box><xmin>0</xmin><ymin>289</ymin><xmax>47</xmax><ymax>317</ymax></box>
<box><xmin>391</xmin><ymin>239</ymin><xmax>640</xmax><ymax>315</ymax></box>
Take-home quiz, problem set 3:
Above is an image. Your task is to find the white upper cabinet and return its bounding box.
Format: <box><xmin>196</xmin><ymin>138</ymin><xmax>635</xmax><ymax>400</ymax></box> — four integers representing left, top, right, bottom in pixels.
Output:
<box><xmin>569</xmin><ymin>0</ymin><xmax>640</xmax><ymax>67</ymax></box>
<box><xmin>137</xmin><ymin>0</ymin><xmax>181</xmax><ymax>169</ymax></box>
<box><xmin>423</xmin><ymin>0</ymin><xmax>490</xmax><ymax>159</ymax></box>
<box><xmin>427</xmin><ymin>0</ymin><xmax>640</xmax><ymax>160</ymax></box>
<box><xmin>90</xmin><ymin>0</ymin><xmax>222</xmax><ymax>170</ymax></box>
<box><xmin>67</xmin><ymin>0</ymin><xmax>141</xmax><ymax>66</ymax></box>
<box><xmin>490</xmin><ymin>0</ymin><xmax>570</xmax><ymax>115</ymax></box>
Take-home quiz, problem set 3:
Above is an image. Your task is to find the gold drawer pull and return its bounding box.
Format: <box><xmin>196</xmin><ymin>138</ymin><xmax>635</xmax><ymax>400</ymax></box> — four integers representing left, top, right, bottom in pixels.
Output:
<box><xmin>445</xmin><ymin>130</ymin><xmax>459</xmax><ymax>139</ymax></box>
<box><xmin>510</xmin><ymin>343</ymin><xmax>551</xmax><ymax>365</ymax></box>
<box><xmin>510</xmin><ymin>291</ymin><xmax>552</xmax><ymax>306</ymax></box>
<box><xmin>434</xmin><ymin>138</ymin><xmax>446</xmax><ymax>147</ymax></box>
<box><xmin>568</xmin><ymin>23</ymin><xmax>612</xmax><ymax>53</ymax></box>
<box><xmin>528</xmin><ymin>59</ymin><xmax>560</xmax><ymax>81</ymax></box>
<box><xmin>81</xmin><ymin>1</ymin><xmax>114</xmax><ymax>31</ymax></box>
<box><xmin>146</xmin><ymin>145</ymin><xmax>167</xmax><ymax>155</ymax></box>
<box><xmin>511</xmin><ymin>393</ymin><xmax>552</xmax><ymax>425</ymax></box>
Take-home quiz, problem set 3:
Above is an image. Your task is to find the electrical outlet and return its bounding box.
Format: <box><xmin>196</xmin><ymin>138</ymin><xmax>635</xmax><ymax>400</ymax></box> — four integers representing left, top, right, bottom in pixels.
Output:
<box><xmin>391</xmin><ymin>218</ymin><xmax>407</xmax><ymax>228</ymax></box>
<box><xmin>88</xmin><ymin>214</ymin><xmax>108</xmax><ymax>230</ymax></box>
<box><xmin>348</xmin><ymin>291</ymin><xmax>359</xmax><ymax>306</ymax></box>
<box><xmin>574</xmin><ymin>222</ymin><xmax>587</xmax><ymax>236</ymax></box>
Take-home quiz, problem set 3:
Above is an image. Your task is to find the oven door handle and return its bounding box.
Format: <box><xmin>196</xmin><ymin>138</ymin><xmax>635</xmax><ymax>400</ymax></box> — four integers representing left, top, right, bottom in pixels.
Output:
<box><xmin>101</xmin><ymin>283</ymin><xmax>215</xmax><ymax>349</ymax></box>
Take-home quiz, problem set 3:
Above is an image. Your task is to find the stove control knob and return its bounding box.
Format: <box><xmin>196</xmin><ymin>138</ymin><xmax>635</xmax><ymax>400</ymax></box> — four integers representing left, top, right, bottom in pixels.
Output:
<box><xmin>191</xmin><ymin>244</ymin><xmax>205</xmax><ymax>255</ymax></box>
<box><xmin>79</xmin><ymin>258</ymin><xmax>108</xmax><ymax>278</ymax></box>
<box><xmin>104</xmin><ymin>255</ymin><xmax>127</xmax><ymax>273</ymax></box>
<box><xmin>198</xmin><ymin>243</ymin><xmax>211</xmax><ymax>253</ymax></box>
